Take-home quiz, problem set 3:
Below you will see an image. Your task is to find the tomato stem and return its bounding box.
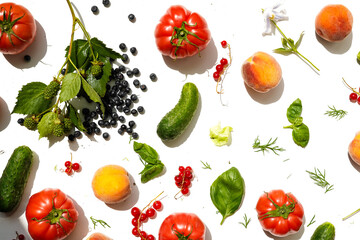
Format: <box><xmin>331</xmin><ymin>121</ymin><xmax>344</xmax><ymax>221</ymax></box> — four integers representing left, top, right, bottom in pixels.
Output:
<box><xmin>171</xmin><ymin>224</ymin><xmax>194</xmax><ymax>240</ymax></box>
<box><xmin>0</xmin><ymin>6</ymin><xmax>27</xmax><ymax>46</ymax></box>
<box><xmin>258</xmin><ymin>192</ymin><xmax>296</xmax><ymax>220</ymax></box>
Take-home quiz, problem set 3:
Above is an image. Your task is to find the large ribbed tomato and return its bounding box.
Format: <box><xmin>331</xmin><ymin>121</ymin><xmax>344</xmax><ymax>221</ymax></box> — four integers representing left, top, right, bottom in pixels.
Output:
<box><xmin>256</xmin><ymin>189</ymin><xmax>304</xmax><ymax>237</ymax></box>
<box><xmin>159</xmin><ymin>213</ymin><xmax>206</xmax><ymax>240</ymax></box>
<box><xmin>25</xmin><ymin>188</ymin><xmax>78</xmax><ymax>240</ymax></box>
<box><xmin>0</xmin><ymin>2</ymin><xmax>36</xmax><ymax>54</ymax></box>
<box><xmin>154</xmin><ymin>5</ymin><xmax>211</xmax><ymax>59</ymax></box>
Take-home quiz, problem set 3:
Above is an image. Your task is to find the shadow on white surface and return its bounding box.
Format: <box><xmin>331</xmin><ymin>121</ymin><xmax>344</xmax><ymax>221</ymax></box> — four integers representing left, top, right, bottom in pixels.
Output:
<box><xmin>162</xmin><ymin>38</ymin><xmax>218</xmax><ymax>75</ymax></box>
<box><xmin>162</xmin><ymin>92</ymin><xmax>202</xmax><ymax>148</ymax></box>
<box><xmin>105</xmin><ymin>173</ymin><xmax>140</xmax><ymax>211</ymax></box>
<box><xmin>68</xmin><ymin>197</ymin><xmax>89</xmax><ymax>240</ymax></box>
<box><xmin>315</xmin><ymin>31</ymin><xmax>353</xmax><ymax>55</ymax></box>
<box><xmin>205</xmin><ymin>224</ymin><xmax>212</xmax><ymax>240</ymax></box>
<box><xmin>4</xmin><ymin>21</ymin><xmax>47</xmax><ymax>69</ymax></box>
<box><xmin>244</xmin><ymin>79</ymin><xmax>284</xmax><ymax>105</ymax></box>
<box><xmin>0</xmin><ymin>97</ymin><xmax>11</xmax><ymax>131</ymax></box>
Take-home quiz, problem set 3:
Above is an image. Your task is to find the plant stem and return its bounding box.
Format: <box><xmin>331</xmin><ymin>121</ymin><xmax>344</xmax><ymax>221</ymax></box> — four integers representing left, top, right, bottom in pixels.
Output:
<box><xmin>343</xmin><ymin>208</ymin><xmax>360</xmax><ymax>221</ymax></box>
<box><xmin>271</xmin><ymin>20</ymin><xmax>320</xmax><ymax>71</ymax></box>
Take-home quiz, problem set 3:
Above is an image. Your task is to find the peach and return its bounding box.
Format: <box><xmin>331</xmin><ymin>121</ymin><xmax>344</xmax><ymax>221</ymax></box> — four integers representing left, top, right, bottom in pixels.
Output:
<box><xmin>87</xmin><ymin>233</ymin><xmax>111</xmax><ymax>240</ymax></box>
<box><xmin>241</xmin><ymin>51</ymin><xmax>282</xmax><ymax>93</ymax></box>
<box><xmin>315</xmin><ymin>4</ymin><xmax>353</xmax><ymax>42</ymax></box>
<box><xmin>92</xmin><ymin>165</ymin><xmax>131</xmax><ymax>204</ymax></box>
<box><xmin>349</xmin><ymin>132</ymin><xmax>360</xmax><ymax>166</ymax></box>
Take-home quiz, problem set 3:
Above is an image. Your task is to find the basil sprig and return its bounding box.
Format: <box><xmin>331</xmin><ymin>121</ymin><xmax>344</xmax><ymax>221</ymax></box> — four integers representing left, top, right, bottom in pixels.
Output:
<box><xmin>284</xmin><ymin>98</ymin><xmax>310</xmax><ymax>147</ymax></box>
<box><xmin>133</xmin><ymin>141</ymin><xmax>164</xmax><ymax>183</ymax></box>
<box><xmin>210</xmin><ymin>167</ymin><xmax>245</xmax><ymax>225</ymax></box>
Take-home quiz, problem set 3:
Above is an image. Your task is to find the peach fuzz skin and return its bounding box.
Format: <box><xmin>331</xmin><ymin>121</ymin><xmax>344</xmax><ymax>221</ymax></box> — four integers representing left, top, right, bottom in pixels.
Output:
<box><xmin>349</xmin><ymin>132</ymin><xmax>360</xmax><ymax>166</ymax></box>
<box><xmin>87</xmin><ymin>233</ymin><xmax>111</xmax><ymax>240</ymax></box>
<box><xmin>241</xmin><ymin>52</ymin><xmax>282</xmax><ymax>93</ymax></box>
<box><xmin>315</xmin><ymin>4</ymin><xmax>353</xmax><ymax>42</ymax></box>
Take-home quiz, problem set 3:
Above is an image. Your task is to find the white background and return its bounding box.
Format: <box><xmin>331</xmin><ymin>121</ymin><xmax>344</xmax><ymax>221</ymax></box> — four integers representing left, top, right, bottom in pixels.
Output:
<box><xmin>1</xmin><ymin>0</ymin><xmax>360</xmax><ymax>239</ymax></box>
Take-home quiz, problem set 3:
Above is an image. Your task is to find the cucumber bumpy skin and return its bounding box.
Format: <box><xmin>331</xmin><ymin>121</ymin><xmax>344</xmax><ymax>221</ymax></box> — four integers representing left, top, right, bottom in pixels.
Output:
<box><xmin>157</xmin><ymin>82</ymin><xmax>199</xmax><ymax>141</ymax></box>
<box><xmin>310</xmin><ymin>222</ymin><xmax>335</xmax><ymax>240</ymax></box>
<box><xmin>0</xmin><ymin>146</ymin><xmax>33</xmax><ymax>212</ymax></box>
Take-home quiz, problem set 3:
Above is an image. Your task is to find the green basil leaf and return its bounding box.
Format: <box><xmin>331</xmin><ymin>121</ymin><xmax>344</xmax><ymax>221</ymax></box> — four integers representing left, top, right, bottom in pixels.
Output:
<box><xmin>293</xmin><ymin>117</ymin><xmax>303</xmax><ymax>127</ymax></box>
<box><xmin>91</xmin><ymin>38</ymin><xmax>121</xmax><ymax>60</ymax></box>
<box><xmin>287</xmin><ymin>98</ymin><xmax>302</xmax><ymax>123</ymax></box>
<box><xmin>59</xmin><ymin>73</ymin><xmax>81</xmax><ymax>102</ymax></box>
<box><xmin>68</xmin><ymin>104</ymin><xmax>86</xmax><ymax>132</ymax></box>
<box><xmin>12</xmin><ymin>82</ymin><xmax>52</xmax><ymax>115</ymax></box>
<box><xmin>65</xmin><ymin>39</ymin><xmax>90</xmax><ymax>73</ymax></box>
<box><xmin>292</xmin><ymin>123</ymin><xmax>310</xmax><ymax>148</ymax></box>
<box><xmin>210</xmin><ymin>167</ymin><xmax>245</xmax><ymax>225</ymax></box>
<box><xmin>81</xmin><ymin>78</ymin><xmax>105</xmax><ymax>113</ymax></box>
<box><xmin>37</xmin><ymin>111</ymin><xmax>56</xmax><ymax>139</ymax></box>
<box><xmin>295</xmin><ymin>31</ymin><xmax>304</xmax><ymax>49</ymax></box>
<box><xmin>86</xmin><ymin>58</ymin><xmax>112</xmax><ymax>97</ymax></box>
<box><xmin>140</xmin><ymin>163</ymin><xmax>164</xmax><ymax>183</ymax></box>
<box><xmin>133</xmin><ymin>141</ymin><xmax>159</xmax><ymax>164</ymax></box>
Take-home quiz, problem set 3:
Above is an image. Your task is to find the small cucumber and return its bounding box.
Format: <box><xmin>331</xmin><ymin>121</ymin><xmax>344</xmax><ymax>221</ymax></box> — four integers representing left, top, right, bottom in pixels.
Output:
<box><xmin>0</xmin><ymin>146</ymin><xmax>33</xmax><ymax>212</ymax></box>
<box><xmin>310</xmin><ymin>222</ymin><xmax>335</xmax><ymax>240</ymax></box>
<box><xmin>157</xmin><ymin>82</ymin><xmax>199</xmax><ymax>141</ymax></box>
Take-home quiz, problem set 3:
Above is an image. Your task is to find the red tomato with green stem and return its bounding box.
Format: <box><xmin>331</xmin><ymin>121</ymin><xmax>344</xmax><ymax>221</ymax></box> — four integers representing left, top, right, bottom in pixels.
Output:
<box><xmin>25</xmin><ymin>188</ymin><xmax>78</xmax><ymax>240</ymax></box>
<box><xmin>159</xmin><ymin>213</ymin><xmax>206</xmax><ymax>240</ymax></box>
<box><xmin>0</xmin><ymin>2</ymin><xmax>36</xmax><ymax>54</ymax></box>
<box><xmin>154</xmin><ymin>5</ymin><xmax>211</xmax><ymax>59</ymax></box>
<box><xmin>256</xmin><ymin>189</ymin><xmax>304</xmax><ymax>237</ymax></box>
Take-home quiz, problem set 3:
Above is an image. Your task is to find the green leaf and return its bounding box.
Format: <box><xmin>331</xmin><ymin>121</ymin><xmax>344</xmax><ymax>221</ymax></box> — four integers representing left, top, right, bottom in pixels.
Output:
<box><xmin>12</xmin><ymin>82</ymin><xmax>52</xmax><ymax>115</ymax></box>
<box><xmin>293</xmin><ymin>117</ymin><xmax>303</xmax><ymax>127</ymax></box>
<box><xmin>292</xmin><ymin>123</ymin><xmax>310</xmax><ymax>148</ymax></box>
<box><xmin>209</xmin><ymin>122</ymin><xmax>233</xmax><ymax>146</ymax></box>
<box><xmin>91</xmin><ymin>38</ymin><xmax>121</xmax><ymax>60</ymax></box>
<box><xmin>81</xmin><ymin>78</ymin><xmax>105</xmax><ymax>113</ymax></box>
<box><xmin>68</xmin><ymin>104</ymin><xmax>86</xmax><ymax>132</ymax></box>
<box><xmin>65</xmin><ymin>39</ymin><xmax>91</xmax><ymax>73</ymax></box>
<box><xmin>288</xmin><ymin>38</ymin><xmax>295</xmax><ymax>47</ymax></box>
<box><xmin>86</xmin><ymin>58</ymin><xmax>112</xmax><ymax>97</ymax></box>
<box><xmin>59</xmin><ymin>73</ymin><xmax>81</xmax><ymax>102</ymax></box>
<box><xmin>286</xmin><ymin>98</ymin><xmax>302</xmax><ymax>123</ymax></box>
<box><xmin>273</xmin><ymin>48</ymin><xmax>292</xmax><ymax>55</ymax></box>
<box><xmin>295</xmin><ymin>32</ymin><xmax>304</xmax><ymax>49</ymax></box>
<box><xmin>281</xmin><ymin>38</ymin><xmax>289</xmax><ymax>48</ymax></box>
<box><xmin>133</xmin><ymin>141</ymin><xmax>159</xmax><ymax>164</ymax></box>
<box><xmin>210</xmin><ymin>167</ymin><xmax>245</xmax><ymax>225</ymax></box>
<box><xmin>37</xmin><ymin>111</ymin><xmax>57</xmax><ymax>139</ymax></box>
<box><xmin>140</xmin><ymin>163</ymin><xmax>164</xmax><ymax>183</ymax></box>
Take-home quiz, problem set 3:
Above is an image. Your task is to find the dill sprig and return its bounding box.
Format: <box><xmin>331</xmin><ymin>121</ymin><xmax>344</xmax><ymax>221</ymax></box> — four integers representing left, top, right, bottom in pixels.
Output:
<box><xmin>252</xmin><ymin>136</ymin><xmax>285</xmax><ymax>155</ymax></box>
<box><xmin>239</xmin><ymin>214</ymin><xmax>251</xmax><ymax>228</ymax></box>
<box><xmin>201</xmin><ymin>161</ymin><xmax>212</xmax><ymax>170</ymax></box>
<box><xmin>307</xmin><ymin>215</ymin><xmax>316</xmax><ymax>227</ymax></box>
<box><xmin>324</xmin><ymin>105</ymin><xmax>347</xmax><ymax>120</ymax></box>
<box><xmin>90</xmin><ymin>216</ymin><xmax>111</xmax><ymax>229</ymax></box>
<box><xmin>306</xmin><ymin>168</ymin><xmax>334</xmax><ymax>193</ymax></box>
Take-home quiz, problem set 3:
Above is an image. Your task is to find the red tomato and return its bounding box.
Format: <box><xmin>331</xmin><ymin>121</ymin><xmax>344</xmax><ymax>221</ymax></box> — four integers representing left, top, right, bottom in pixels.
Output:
<box><xmin>25</xmin><ymin>188</ymin><xmax>78</xmax><ymax>240</ymax></box>
<box><xmin>256</xmin><ymin>189</ymin><xmax>304</xmax><ymax>237</ymax></box>
<box><xmin>154</xmin><ymin>5</ymin><xmax>211</xmax><ymax>59</ymax></box>
<box><xmin>159</xmin><ymin>212</ymin><xmax>206</xmax><ymax>240</ymax></box>
<box><xmin>0</xmin><ymin>3</ymin><xmax>36</xmax><ymax>54</ymax></box>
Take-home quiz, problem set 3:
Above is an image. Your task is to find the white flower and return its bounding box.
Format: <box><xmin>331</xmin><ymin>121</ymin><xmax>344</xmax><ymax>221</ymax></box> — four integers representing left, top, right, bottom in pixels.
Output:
<box><xmin>262</xmin><ymin>2</ymin><xmax>288</xmax><ymax>35</ymax></box>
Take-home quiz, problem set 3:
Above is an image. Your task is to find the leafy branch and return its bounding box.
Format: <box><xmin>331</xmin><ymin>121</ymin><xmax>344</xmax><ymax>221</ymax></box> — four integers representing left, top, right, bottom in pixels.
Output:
<box><xmin>306</xmin><ymin>168</ymin><xmax>334</xmax><ymax>193</ymax></box>
<box><xmin>90</xmin><ymin>216</ymin><xmax>111</xmax><ymax>229</ymax></box>
<box><xmin>324</xmin><ymin>106</ymin><xmax>347</xmax><ymax>120</ymax></box>
<box><xmin>201</xmin><ymin>161</ymin><xmax>212</xmax><ymax>170</ymax></box>
<box><xmin>239</xmin><ymin>214</ymin><xmax>251</xmax><ymax>228</ymax></box>
<box><xmin>252</xmin><ymin>136</ymin><xmax>285</xmax><ymax>155</ymax></box>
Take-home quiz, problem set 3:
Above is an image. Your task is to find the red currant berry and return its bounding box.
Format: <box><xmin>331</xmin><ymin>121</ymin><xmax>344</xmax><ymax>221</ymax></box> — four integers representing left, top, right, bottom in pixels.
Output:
<box><xmin>185</xmin><ymin>170</ymin><xmax>192</xmax><ymax>179</ymax></box>
<box><xmin>147</xmin><ymin>234</ymin><xmax>155</xmax><ymax>240</ymax></box>
<box><xmin>357</xmin><ymin>96</ymin><xmax>360</xmax><ymax>105</ymax></box>
<box><xmin>131</xmin><ymin>217</ymin><xmax>140</xmax><ymax>227</ymax></box>
<box><xmin>220</xmin><ymin>58</ymin><xmax>228</xmax><ymax>66</ymax></box>
<box><xmin>179</xmin><ymin>171</ymin><xmax>184</xmax><ymax>178</ymax></box>
<box><xmin>181</xmin><ymin>187</ymin><xmax>189</xmax><ymax>195</ymax></box>
<box><xmin>216</xmin><ymin>64</ymin><xmax>224</xmax><ymax>73</ymax></box>
<box><xmin>185</xmin><ymin>166</ymin><xmax>192</xmax><ymax>172</ymax></box>
<box><xmin>131</xmin><ymin>207</ymin><xmax>141</xmax><ymax>218</ymax></box>
<box><xmin>178</xmin><ymin>166</ymin><xmax>185</xmax><ymax>173</ymax></box>
<box><xmin>64</xmin><ymin>161</ymin><xmax>72</xmax><ymax>168</ymax></box>
<box><xmin>153</xmin><ymin>200</ymin><xmax>162</xmax><ymax>211</ymax></box>
<box><xmin>140</xmin><ymin>231</ymin><xmax>147</xmax><ymax>238</ymax></box>
<box><xmin>132</xmin><ymin>227</ymin><xmax>140</xmax><ymax>237</ymax></box>
<box><xmin>184</xmin><ymin>179</ymin><xmax>191</xmax><ymax>187</ymax></box>
<box><xmin>72</xmin><ymin>163</ymin><xmax>80</xmax><ymax>171</ymax></box>
<box><xmin>213</xmin><ymin>72</ymin><xmax>220</xmax><ymax>81</ymax></box>
<box><xmin>176</xmin><ymin>181</ymin><xmax>182</xmax><ymax>188</ymax></box>
<box><xmin>65</xmin><ymin>168</ymin><xmax>73</xmax><ymax>175</ymax></box>
<box><xmin>174</xmin><ymin>175</ymin><xmax>182</xmax><ymax>183</ymax></box>
<box><xmin>146</xmin><ymin>208</ymin><xmax>156</xmax><ymax>218</ymax></box>
<box><xmin>350</xmin><ymin>92</ymin><xmax>358</xmax><ymax>102</ymax></box>
<box><xmin>221</xmin><ymin>40</ymin><xmax>227</xmax><ymax>48</ymax></box>
<box><xmin>140</xmin><ymin>213</ymin><xmax>148</xmax><ymax>222</ymax></box>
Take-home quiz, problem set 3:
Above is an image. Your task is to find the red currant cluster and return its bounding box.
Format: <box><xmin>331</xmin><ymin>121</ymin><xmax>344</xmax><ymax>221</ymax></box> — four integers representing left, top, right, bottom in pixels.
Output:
<box><xmin>343</xmin><ymin>78</ymin><xmax>360</xmax><ymax>103</ymax></box>
<box><xmin>174</xmin><ymin>166</ymin><xmax>193</xmax><ymax>199</ymax></box>
<box><xmin>63</xmin><ymin>154</ymin><xmax>81</xmax><ymax>175</ymax></box>
<box><xmin>131</xmin><ymin>196</ymin><xmax>163</xmax><ymax>240</ymax></box>
<box><xmin>212</xmin><ymin>40</ymin><xmax>232</xmax><ymax>95</ymax></box>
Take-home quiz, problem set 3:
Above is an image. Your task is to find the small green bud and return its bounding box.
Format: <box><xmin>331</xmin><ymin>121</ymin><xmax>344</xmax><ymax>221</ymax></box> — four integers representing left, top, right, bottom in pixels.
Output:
<box><xmin>44</xmin><ymin>80</ymin><xmax>60</xmax><ymax>100</ymax></box>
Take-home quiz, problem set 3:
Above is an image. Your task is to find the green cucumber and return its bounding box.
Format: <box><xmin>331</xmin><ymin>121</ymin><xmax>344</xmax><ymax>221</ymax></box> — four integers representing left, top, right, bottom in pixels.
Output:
<box><xmin>310</xmin><ymin>222</ymin><xmax>335</xmax><ymax>240</ymax></box>
<box><xmin>0</xmin><ymin>146</ymin><xmax>33</xmax><ymax>212</ymax></box>
<box><xmin>157</xmin><ymin>82</ymin><xmax>199</xmax><ymax>141</ymax></box>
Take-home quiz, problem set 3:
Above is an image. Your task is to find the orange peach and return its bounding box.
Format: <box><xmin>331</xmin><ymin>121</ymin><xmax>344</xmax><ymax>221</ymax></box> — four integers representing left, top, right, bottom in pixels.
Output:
<box><xmin>349</xmin><ymin>132</ymin><xmax>360</xmax><ymax>166</ymax></box>
<box><xmin>92</xmin><ymin>165</ymin><xmax>131</xmax><ymax>204</ymax></box>
<box><xmin>87</xmin><ymin>233</ymin><xmax>111</xmax><ymax>240</ymax></box>
<box><xmin>241</xmin><ymin>52</ymin><xmax>282</xmax><ymax>93</ymax></box>
<box><xmin>315</xmin><ymin>4</ymin><xmax>353</xmax><ymax>42</ymax></box>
